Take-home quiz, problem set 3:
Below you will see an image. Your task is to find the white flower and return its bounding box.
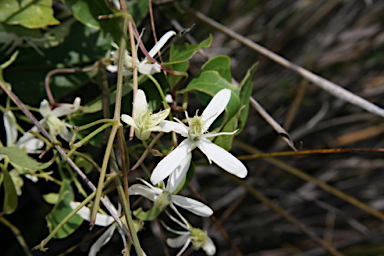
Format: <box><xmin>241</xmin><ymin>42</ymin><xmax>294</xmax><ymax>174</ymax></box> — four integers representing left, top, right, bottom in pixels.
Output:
<box><xmin>163</xmin><ymin>212</ymin><xmax>216</xmax><ymax>256</ymax></box>
<box><xmin>2</xmin><ymin>110</ymin><xmax>44</xmax><ymax>157</ymax></box>
<box><xmin>106</xmin><ymin>30</ymin><xmax>176</xmax><ymax>76</ymax></box>
<box><xmin>37</xmin><ymin>98</ymin><xmax>81</xmax><ymax>142</ymax></box>
<box><xmin>150</xmin><ymin>89</ymin><xmax>247</xmax><ymax>185</ymax></box>
<box><xmin>121</xmin><ymin>89</ymin><xmax>170</xmax><ymax>141</ymax></box>
<box><xmin>128</xmin><ymin>176</ymin><xmax>213</xmax><ymax>217</ymax></box>
<box><xmin>70</xmin><ymin>201</ymin><xmax>126</xmax><ymax>256</ymax></box>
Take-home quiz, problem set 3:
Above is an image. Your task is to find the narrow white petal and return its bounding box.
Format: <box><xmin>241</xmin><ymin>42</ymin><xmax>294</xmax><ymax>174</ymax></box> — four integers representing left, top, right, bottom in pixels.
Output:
<box><xmin>59</xmin><ymin>127</ymin><xmax>73</xmax><ymax>142</ymax></box>
<box><xmin>149</xmin><ymin>108</ymin><xmax>170</xmax><ymax>126</ymax></box>
<box><xmin>166</xmin><ymin>234</ymin><xmax>190</xmax><ymax>248</ymax></box>
<box><xmin>89</xmin><ymin>224</ymin><xmax>117</xmax><ymax>256</ymax></box>
<box><xmin>203</xmin><ymin>236</ymin><xmax>216</xmax><ymax>255</ymax></box>
<box><xmin>121</xmin><ymin>114</ymin><xmax>137</xmax><ymax>128</ymax></box>
<box><xmin>159</xmin><ymin>120</ymin><xmax>188</xmax><ymax>136</ymax></box>
<box><xmin>52</xmin><ymin>97</ymin><xmax>81</xmax><ymax>117</ymax></box>
<box><xmin>148</xmin><ymin>30</ymin><xmax>176</xmax><ymax>58</ymax></box>
<box><xmin>167</xmin><ymin>153</ymin><xmax>192</xmax><ymax>194</ymax></box>
<box><xmin>171</xmin><ymin>196</ymin><xmax>213</xmax><ymax>217</ymax></box>
<box><xmin>201</xmin><ymin>89</ymin><xmax>231</xmax><ymax>131</ymax></box>
<box><xmin>106</xmin><ymin>64</ymin><xmax>118</xmax><ymax>73</ymax></box>
<box><xmin>150</xmin><ymin>139</ymin><xmax>194</xmax><ymax>185</ymax></box>
<box><xmin>4</xmin><ymin>111</ymin><xmax>17</xmax><ymax>146</ymax></box>
<box><xmin>16</xmin><ymin>137</ymin><xmax>44</xmax><ymax>154</ymax></box>
<box><xmin>133</xmin><ymin>89</ymin><xmax>148</xmax><ymax>119</ymax></box>
<box><xmin>138</xmin><ymin>62</ymin><xmax>161</xmax><ymax>75</ymax></box>
<box><xmin>202</xmin><ymin>130</ymin><xmax>237</xmax><ymax>138</ymax></box>
<box><xmin>69</xmin><ymin>201</ymin><xmax>114</xmax><ymax>226</ymax></box>
<box><xmin>196</xmin><ymin>138</ymin><xmax>247</xmax><ymax>178</ymax></box>
<box><xmin>128</xmin><ymin>184</ymin><xmax>160</xmax><ymax>201</ymax></box>
<box><xmin>39</xmin><ymin>100</ymin><xmax>51</xmax><ymax>117</ymax></box>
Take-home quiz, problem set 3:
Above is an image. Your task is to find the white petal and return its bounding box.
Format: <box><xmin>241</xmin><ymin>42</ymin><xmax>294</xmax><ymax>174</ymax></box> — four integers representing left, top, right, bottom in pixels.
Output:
<box><xmin>69</xmin><ymin>202</ymin><xmax>114</xmax><ymax>226</ymax></box>
<box><xmin>166</xmin><ymin>234</ymin><xmax>189</xmax><ymax>248</ymax></box>
<box><xmin>148</xmin><ymin>108</ymin><xmax>170</xmax><ymax>126</ymax></box>
<box><xmin>171</xmin><ymin>196</ymin><xmax>213</xmax><ymax>217</ymax></box>
<box><xmin>128</xmin><ymin>184</ymin><xmax>161</xmax><ymax>201</ymax></box>
<box><xmin>121</xmin><ymin>114</ymin><xmax>137</xmax><ymax>128</ymax></box>
<box><xmin>4</xmin><ymin>111</ymin><xmax>17</xmax><ymax>146</ymax></box>
<box><xmin>167</xmin><ymin>153</ymin><xmax>192</xmax><ymax>194</ymax></box>
<box><xmin>196</xmin><ymin>138</ymin><xmax>247</xmax><ymax>178</ymax></box>
<box><xmin>201</xmin><ymin>89</ymin><xmax>231</xmax><ymax>131</ymax></box>
<box><xmin>16</xmin><ymin>137</ymin><xmax>44</xmax><ymax>154</ymax></box>
<box><xmin>39</xmin><ymin>99</ymin><xmax>52</xmax><ymax>117</ymax></box>
<box><xmin>106</xmin><ymin>64</ymin><xmax>118</xmax><ymax>73</ymax></box>
<box><xmin>59</xmin><ymin>127</ymin><xmax>73</xmax><ymax>142</ymax></box>
<box><xmin>148</xmin><ymin>31</ymin><xmax>176</xmax><ymax>58</ymax></box>
<box><xmin>159</xmin><ymin>120</ymin><xmax>189</xmax><ymax>136</ymax></box>
<box><xmin>52</xmin><ymin>97</ymin><xmax>81</xmax><ymax>117</ymax></box>
<box><xmin>202</xmin><ymin>236</ymin><xmax>216</xmax><ymax>255</ymax></box>
<box><xmin>150</xmin><ymin>139</ymin><xmax>194</xmax><ymax>185</ymax></box>
<box><xmin>138</xmin><ymin>62</ymin><xmax>161</xmax><ymax>75</ymax></box>
<box><xmin>133</xmin><ymin>89</ymin><xmax>148</xmax><ymax>119</ymax></box>
<box><xmin>89</xmin><ymin>224</ymin><xmax>117</xmax><ymax>256</ymax></box>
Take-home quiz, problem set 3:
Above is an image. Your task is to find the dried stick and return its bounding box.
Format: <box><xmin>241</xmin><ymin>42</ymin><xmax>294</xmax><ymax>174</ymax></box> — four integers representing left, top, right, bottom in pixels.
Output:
<box><xmin>185</xmin><ymin>8</ymin><xmax>384</xmax><ymax>119</ymax></box>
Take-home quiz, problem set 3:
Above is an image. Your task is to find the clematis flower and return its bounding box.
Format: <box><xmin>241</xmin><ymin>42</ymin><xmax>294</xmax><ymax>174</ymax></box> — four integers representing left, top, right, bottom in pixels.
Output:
<box><xmin>163</xmin><ymin>212</ymin><xmax>216</xmax><ymax>256</ymax></box>
<box><xmin>121</xmin><ymin>89</ymin><xmax>170</xmax><ymax>141</ymax></box>
<box><xmin>150</xmin><ymin>89</ymin><xmax>247</xmax><ymax>186</ymax></box>
<box><xmin>70</xmin><ymin>201</ymin><xmax>134</xmax><ymax>256</ymax></box>
<box><xmin>106</xmin><ymin>30</ymin><xmax>176</xmax><ymax>76</ymax></box>
<box><xmin>2</xmin><ymin>110</ymin><xmax>43</xmax><ymax>158</ymax></box>
<box><xmin>29</xmin><ymin>98</ymin><xmax>81</xmax><ymax>142</ymax></box>
<box><xmin>128</xmin><ymin>176</ymin><xmax>213</xmax><ymax>217</ymax></box>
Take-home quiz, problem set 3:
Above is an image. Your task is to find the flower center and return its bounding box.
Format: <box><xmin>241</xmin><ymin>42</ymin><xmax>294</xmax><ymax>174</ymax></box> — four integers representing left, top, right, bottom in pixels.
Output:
<box><xmin>46</xmin><ymin>114</ymin><xmax>64</xmax><ymax>135</ymax></box>
<box><xmin>155</xmin><ymin>191</ymin><xmax>171</xmax><ymax>210</ymax></box>
<box><xmin>189</xmin><ymin>227</ymin><xmax>207</xmax><ymax>250</ymax></box>
<box><xmin>187</xmin><ymin>115</ymin><xmax>206</xmax><ymax>140</ymax></box>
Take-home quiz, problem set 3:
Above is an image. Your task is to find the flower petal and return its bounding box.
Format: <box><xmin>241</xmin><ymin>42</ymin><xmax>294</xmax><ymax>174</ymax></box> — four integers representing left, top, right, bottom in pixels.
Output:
<box><xmin>128</xmin><ymin>184</ymin><xmax>161</xmax><ymax>201</ymax></box>
<box><xmin>147</xmin><ymin>30</ymin><xmax>176</xmax><ymax>58</ymax></box>
<box><xmin>196</xmin><ymin>138</ymin><xmax>247</xmax><ymax>178</ymax></box>
<box><xmin>106</xmin><ymin>64</ymin><xmax>118</xmax><ymax>73</ymax></box>
<box><xmin>202</xmin><ymin>236</ymin><xmax>216</xmax><ymax>256</ymax></box>
<box><xmin>133</xmin><ymin>89</ymin><xmax>148</xmax><ymax>119</ymax></box>
<box><xmin>138</xmin><ymin>62</ymin><xmax>161</xmax><ymax>75</ymax></box>
<box><xmin>16</xmin><ymin>137</ymin><xmax>44</xmax><ymax>154</ymax></box>
<box><xmin>150</xmin><ymin>139</ymin><xmax>194</xmax><ymax>185</ymax></box>
<box><xmin>39</xmin><ymin>99</ymin><xmax>51</xmax><ymax>117</ymax></box>
<box><xmin>167</xmin><ymin>153</ymin><xmax>192</xmax><ymax>194</ymax></box>
<box><xmin>59</xmin><ymin>127</ymin><xmax>73</xmax><ymax>142</ymax></box>
<box><xmin>4</xmin><ymin>110</ymin><xmax>17</xmax><ymax>146</ymax></box>
<box><xmin>121</xmin><ymin>114</ymin><xmax>137</xmax><ymax>128</ymax></box>
<box><xmin>52</xmin><ymin>97</ymin><xmax>81</xmax><ymax>117</ymax></box>
<box><xmin>148</xmin><ymin>108</ymin><xmax>170</xmax><ymax>126</ymax></box>
<box><xmin>69</xmin><ymin>201</ymin><xmax>114</xmax><ymax>226</ymax></box>
<box><xmin>166</xmin><ymin>234</ymin><xmax>189</xmax><ymax>248</ymax></box>
<box><xmin>201</xmin><ymin>89</ymin><xmax>231</xmax><ymax>131</ymax></box>
<box><xmin>159</xmin><ymin>120</ymin><xmax>188</xmax><ymax>136</ymax></box>
<box><xmin>89</xmin><ymin>224</ymin><xmax>117</xmax><ymax>256</ymax></box>
<box><xmin>171</xmin><ymin>196</ymin><xmax>213</xmax><ymax>217</ymax></box>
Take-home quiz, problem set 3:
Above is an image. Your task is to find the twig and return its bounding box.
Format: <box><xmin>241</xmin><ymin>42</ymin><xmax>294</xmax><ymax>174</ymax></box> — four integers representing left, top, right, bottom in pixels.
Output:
<box><xmin>185</xmin><ymin>8</ymin><xmax>384</xmax><ymax>119</ymax></box>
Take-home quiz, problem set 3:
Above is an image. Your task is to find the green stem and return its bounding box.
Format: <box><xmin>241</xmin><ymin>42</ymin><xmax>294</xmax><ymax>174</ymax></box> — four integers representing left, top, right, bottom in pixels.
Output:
<box><xmin>0</xmin><ymin>216</ymin><xmax>33</xmax><ymax>256</ymax></box>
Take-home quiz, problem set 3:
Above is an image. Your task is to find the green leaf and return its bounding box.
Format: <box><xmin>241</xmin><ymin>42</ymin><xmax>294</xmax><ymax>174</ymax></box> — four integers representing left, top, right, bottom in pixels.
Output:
<box><xmin>45</xmin><ymin>179</ymin><xmax>83</xmax><ymax>238</ymax></box>
<box><xmin>133</xmin><ymin>206</ymin><xmax>162</xmax><ymax>221</ymax></box>
<box><xmin>214</xmin><ymin>63</ymin><xmax>257</xmax><ymax>150</ymax></box>
<box><xmin>168</xmin><ymin>35</ymin><xmax>212</xmax><ymax>64</ymax></box>
<box><xmin>1</xmin><ymin>168</ymin><xmax>18</xmax><ymax>214</ymax></box>
<box><xmin>238</xmin><ymin>63</ymin><xmax>258</xmax><ymax>132</ymax></box>
<box><xmin>183</xmin><ymin>71</ymin><xmax>241</xmax><ymax>125</ymax></box>
<box><xmin>0</xmin><ymin>0</ymin><xmax>59</xmax><ymax>28</ymax></box>
<box><xmin>200</xmin><ymin>55</ymin><xmax>232</xmax><ymax>82</ymax></box>
<box><xmin>4</xmin><ymin>21</ymin><xmax>112</xmax><ymax>105</ymax></box>
<box><xmin>0</xmin><ymin>147</ymin><xmax>51</xmax><ymax>170</ymax></box>
<box><xmin>66</xmin><ymin>0</ymin><xmax>121</xmax><ymax>43</ymax></box>
<box><xmin>165</xmin><ymin>61</ymin><xmax>190</xmax><ymax>89</ymax></box>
